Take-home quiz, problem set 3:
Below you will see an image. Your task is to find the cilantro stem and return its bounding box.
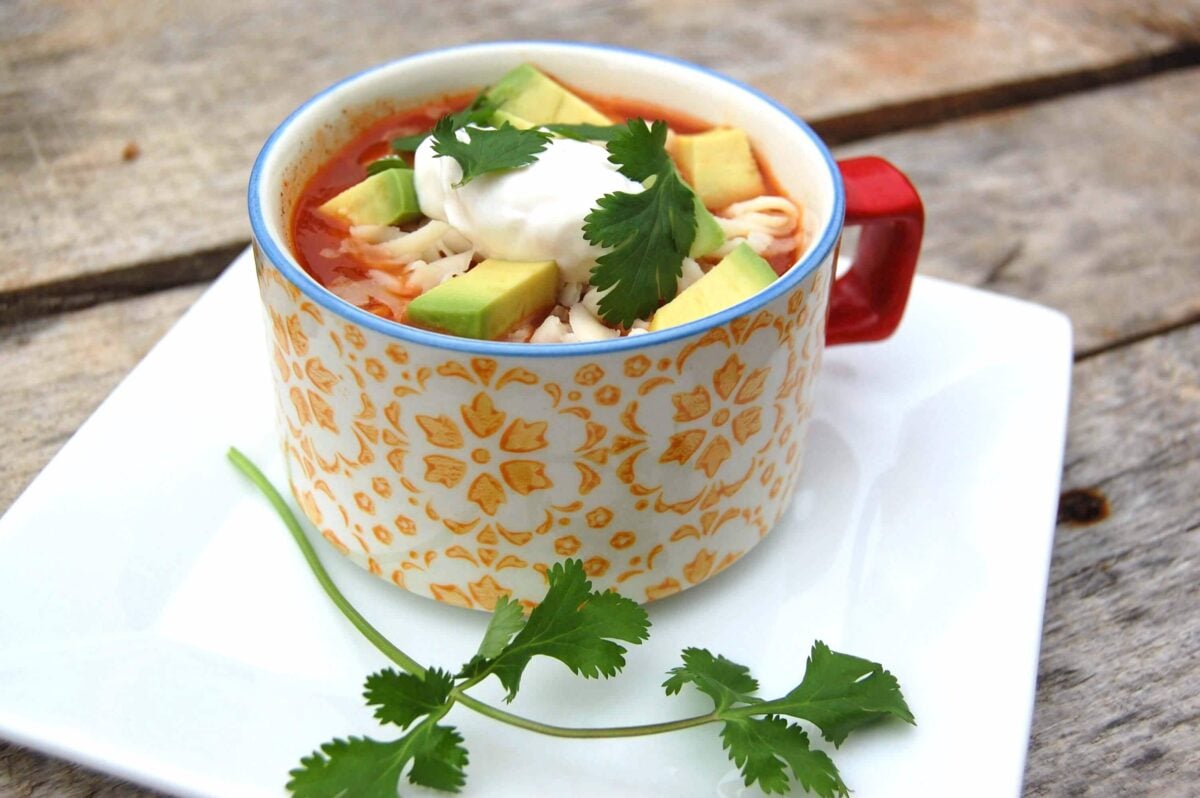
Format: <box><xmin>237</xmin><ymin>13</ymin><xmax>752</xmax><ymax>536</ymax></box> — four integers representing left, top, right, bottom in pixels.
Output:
<box><xmin>450</xmin><ymin>694</ymin><xmax>719</xmax><ymax>738</ymax></box>
<box><xmin>226</xmin><ymin>447</ymin><xmax>425</xmax><ymax>677</ymax></box>
<box><xmin>228</xmin><ymin>447</ymin><xmax>723</xmax><ymax>740</ymax></box>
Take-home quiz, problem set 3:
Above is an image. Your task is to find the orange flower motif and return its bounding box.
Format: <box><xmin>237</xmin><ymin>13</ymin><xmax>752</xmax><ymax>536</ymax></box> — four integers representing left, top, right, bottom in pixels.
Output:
<box><xmin>416</xmin><ymin>391</ymin><xmax>552</xmax><ymax>516</ymax></box>
<box><xmin>575</xmin><ymin>363</ymin><xmax>605</xmax><ymax>386</ymax></box>
<box><xmin>657</xmin><ymin>354</ymin><xmax>768</xmax><ymax>478</ymax></box>
<box><xmin>624</xmin><ymin>355</ymin><xmax>651</xmax><ymax>378</ymax></box>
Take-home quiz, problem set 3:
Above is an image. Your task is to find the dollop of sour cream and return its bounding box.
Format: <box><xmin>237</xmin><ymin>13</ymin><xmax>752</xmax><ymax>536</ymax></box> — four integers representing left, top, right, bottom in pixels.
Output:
<box><xmin>414</xmin><ymin>128</ymin><xmax>642</xmax><ymax>284</ymax></box>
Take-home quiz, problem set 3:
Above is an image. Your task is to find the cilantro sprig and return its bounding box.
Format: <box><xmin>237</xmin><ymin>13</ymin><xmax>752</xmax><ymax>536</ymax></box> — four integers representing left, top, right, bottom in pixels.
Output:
<box><xmin>584</xmin><ymin>119</ymin><xmax>696</xmax><ymax>326</ymax></box>
<box><xmin>431</xmin><ymin>117</ymin><xmax>551</xmax><ymax>187</ymax></box>
<box><xmin>391</xmin><ymin>91</ymin><xmax>497</xmax><ymax>153</ymax></box>
<box><xmin>228</xmin><ymin>447</ymin><xmax>913</xmax><ymax>797</ymax></box>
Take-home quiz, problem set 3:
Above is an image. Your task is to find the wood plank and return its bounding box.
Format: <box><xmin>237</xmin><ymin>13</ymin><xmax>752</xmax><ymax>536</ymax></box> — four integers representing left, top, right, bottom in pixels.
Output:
<box><xmin>1024</xmin><ymin>323</ymin><xmax>1200</xmax><ymax>794</ymax></box>
<box><xmin>2</xmin><ymin>1</ymin><xmax>1199</xmax><ymax>304</ymax></box>
<box><xmin>837</xmin><ymin>66</ymin><xmax>1200</xmax><ymax>355</ymax></box>
<box><xmin>0</xmin><ymin>284</ymin><xmax>204</xmax><ymax>511</ymax></box>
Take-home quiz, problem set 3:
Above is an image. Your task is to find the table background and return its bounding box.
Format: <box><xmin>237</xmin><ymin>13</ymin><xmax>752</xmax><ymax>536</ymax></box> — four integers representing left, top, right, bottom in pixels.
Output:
<box><xmin>2</xmin><ymin>1</ymin><xmax>1198</xmax><ymax>795</ymax></box>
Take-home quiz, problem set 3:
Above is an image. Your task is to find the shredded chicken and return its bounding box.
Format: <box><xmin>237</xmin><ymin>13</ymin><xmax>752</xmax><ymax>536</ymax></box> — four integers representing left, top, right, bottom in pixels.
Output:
<box><xmin>406</xmin><ymin>251</ymin><xmax>473</xmax><ymax>293</ymax></box>
<box><xmin>343</xmin><ymin>220</ymin><xmax>472</xmax><ymax>268</ymax></box>
<box><xmin>712</xmin><ymin>195</ymin><xmax>802</xmax><ymax>259</ymax></box>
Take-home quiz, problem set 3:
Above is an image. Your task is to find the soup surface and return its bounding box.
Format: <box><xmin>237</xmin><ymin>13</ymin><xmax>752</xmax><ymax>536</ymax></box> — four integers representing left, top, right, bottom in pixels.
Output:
<box><xmin>289</xmin><ymin>67</ymin><xmax>806</xmax><ymax>343</ymax></box>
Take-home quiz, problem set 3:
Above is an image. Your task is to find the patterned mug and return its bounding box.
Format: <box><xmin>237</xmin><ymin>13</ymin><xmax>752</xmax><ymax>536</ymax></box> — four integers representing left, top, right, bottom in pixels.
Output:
<box><xmin>248</xmin><ymin>42</ymin><xmax>923</xmax><ymax>610</ymax></box>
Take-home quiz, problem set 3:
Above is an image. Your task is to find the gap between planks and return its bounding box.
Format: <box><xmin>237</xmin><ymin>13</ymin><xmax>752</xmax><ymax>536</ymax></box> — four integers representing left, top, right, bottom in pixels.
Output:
<box><xmin>2</xmin><ymin>41</ymin><xmax>1198</xmax><ymax>328</ymax></box>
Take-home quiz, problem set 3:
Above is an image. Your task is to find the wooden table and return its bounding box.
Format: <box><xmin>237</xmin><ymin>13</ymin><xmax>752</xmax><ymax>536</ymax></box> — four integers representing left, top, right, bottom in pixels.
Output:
<box><xmin>2</xmin><ymin>3</ymin><xmax>1198</xmax><ymax>795</ymax></box>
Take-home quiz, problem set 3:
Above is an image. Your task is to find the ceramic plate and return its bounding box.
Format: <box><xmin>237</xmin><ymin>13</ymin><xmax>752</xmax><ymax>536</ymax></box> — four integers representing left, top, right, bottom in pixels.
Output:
<box><xmin>0</xmin><ymin>249</ymin><xmax>1071</xmax><ymax>797</ymax></box>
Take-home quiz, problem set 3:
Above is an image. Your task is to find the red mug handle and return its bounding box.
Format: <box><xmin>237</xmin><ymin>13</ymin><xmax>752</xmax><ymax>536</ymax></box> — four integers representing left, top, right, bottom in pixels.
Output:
<box><xmin>826</xmin><ymin>157</ymin><xmax>924</xmax><ymax>345</ymax></box>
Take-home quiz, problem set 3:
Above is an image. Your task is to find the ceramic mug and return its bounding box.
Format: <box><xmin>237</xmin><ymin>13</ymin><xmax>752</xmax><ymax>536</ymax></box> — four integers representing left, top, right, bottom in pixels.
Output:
<box><xmin>248</xmin><ymin>42</ymin><xmax>923</xmax><ymax>610</ymax></box>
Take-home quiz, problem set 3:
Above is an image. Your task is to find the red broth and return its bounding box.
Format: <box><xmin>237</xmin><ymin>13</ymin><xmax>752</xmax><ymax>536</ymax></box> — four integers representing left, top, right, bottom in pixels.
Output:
<box><xmin>290</xmin><ymin>86</ymin><xmax>800</xmax><ymax>326</ymax></box>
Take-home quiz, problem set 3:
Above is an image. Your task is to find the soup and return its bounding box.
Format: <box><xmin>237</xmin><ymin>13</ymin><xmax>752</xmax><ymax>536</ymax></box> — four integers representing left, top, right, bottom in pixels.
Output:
<box><xmin>290</xmin><ymin>64</ymin><xmax>807</xmax><ymax>343</ymax></box>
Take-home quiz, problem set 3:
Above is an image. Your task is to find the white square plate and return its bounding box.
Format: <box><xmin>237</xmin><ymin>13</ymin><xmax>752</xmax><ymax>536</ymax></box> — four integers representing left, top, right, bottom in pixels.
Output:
<box><xmin>0</xmin><ymin>250</ymin><xmax>1072</xmax><ymax>797</ymax></box>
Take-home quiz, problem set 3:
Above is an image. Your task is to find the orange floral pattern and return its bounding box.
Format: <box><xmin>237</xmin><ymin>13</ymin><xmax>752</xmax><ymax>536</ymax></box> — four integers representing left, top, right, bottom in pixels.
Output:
<box><xmin>254</xmin><ymin>241</ymin><xmax>828</xmax><ymax>609</ymax></box>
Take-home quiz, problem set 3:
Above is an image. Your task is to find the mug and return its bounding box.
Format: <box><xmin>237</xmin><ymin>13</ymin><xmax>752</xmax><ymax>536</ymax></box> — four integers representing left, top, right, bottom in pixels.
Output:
<box><xmin>248</xmin><ymin>42</ymin><xmax>923</xmax><ymax>610</ymax></box>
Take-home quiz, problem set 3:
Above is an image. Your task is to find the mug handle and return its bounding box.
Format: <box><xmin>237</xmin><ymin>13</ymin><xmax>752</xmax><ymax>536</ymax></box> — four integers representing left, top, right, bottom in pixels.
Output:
<box><xmin>826</xmin><ymin>157</ymin><xmax>924</xmax><ymax>345</ymax></box>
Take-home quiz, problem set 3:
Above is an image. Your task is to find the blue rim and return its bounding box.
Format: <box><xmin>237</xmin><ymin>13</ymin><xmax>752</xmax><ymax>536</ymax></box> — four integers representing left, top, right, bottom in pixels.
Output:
<box><xmin>247</xmin><ymin>41</ymin><xmax>845</xmax><ymax>357</ymax></box>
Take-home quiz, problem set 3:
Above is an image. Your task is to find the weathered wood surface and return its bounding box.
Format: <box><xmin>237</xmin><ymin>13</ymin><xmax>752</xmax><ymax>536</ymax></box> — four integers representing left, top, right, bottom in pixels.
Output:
<box><xmin>838</xmin><ymin>65</ymin><xmax>1200</xmax><ymax>356</ymax></box>
<box><xmin>2</xmin><ymin>0</ymin><xmax>1199</xmax><ymax>313</ymax></box>
<box><xmin>0</xmin><ymin>284</ymin><xmax>204</xmax><ymax>511</ymax></box>
<box><xmin>1023</xmin><ymin>324</ymin><xmax>1200</xmax><ymax>796</ymax></box>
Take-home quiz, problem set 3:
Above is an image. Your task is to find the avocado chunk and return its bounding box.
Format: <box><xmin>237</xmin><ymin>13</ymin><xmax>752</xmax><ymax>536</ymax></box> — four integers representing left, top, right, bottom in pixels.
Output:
<box><xmin>671</xmin><ymin>128</ymin><xmax>766</xmax><ymax>210</ymax></box>
<box><xmin>318</xmin><ymin>168</ymin><xmax>421</xmax><ymax>226</ymax></box>
<box><xmin>405</xmin><ymin>258</ymin><xmax>559</xmax><ymax>340</ymax></box>
<box><xmin>690</xmin><ymin>193</ymin><xmax>725</xmax><ymax>258</ymax></box>
<box><xmin>650</xmin><ymin>243</ymin><xmax>776</xmax><ymax>331</ymax></box>
<box><xmin>486</xmin><ymin>64</ymin><xmax>612</xmax><ymax>127</ymax></box>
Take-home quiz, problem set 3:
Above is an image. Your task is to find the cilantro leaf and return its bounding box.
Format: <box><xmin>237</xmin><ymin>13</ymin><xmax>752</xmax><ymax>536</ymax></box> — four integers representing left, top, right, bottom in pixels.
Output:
<box><xmin>584</xmin><ymin>172</ymin><xmax>694</xmax><ymax>326</ymax></box>
<box><xmin>431</xmin><ymin>118</ymin><xmax>550</xmax><ymax>186</ymax></box>
<box><xmin>542</xmin><ymin>122</ymin><xmax>625</xmax><ymax>142</ymax></box>
<box><xmin>663</xmin><ymin>647</ymin><xmax>762</xmax><ymax>712</ymax></box>
<box><xmin>391</xmin><ymin>91</ymin><xmax>496</xmax><ymax>153</ymax></box>
<box><xmin>766</xmin><ymin>641</ymin><xmax>915</xmax><ymax>746</ymax></box>
<box><xmin>407</xmin><ymin>724</ymin><xmax>469</xmax><ymax>792</ymax></box>
<box><xmin>583</xmin><ymin>119</ymin><xmax>695</xmax><ymax>326</ymax></box>
<box><xmin>363</xmin><ymin>668</ymin><xmax>455</xmax><ymax>729</ymax></box>
<box><xmin>457</xmin><ymin>594</ymin><xmax>527</xmax><ymax>680</ymax></box>
<box><xmin>605</xmin><ymin>118</ymin><xmax>672</xmax><ymax>181</ymax></box>
<box><xmin>476</xmin><ymin>594</ymin><xmax>526</xmax><ymax>660</ymax></box>
<box><xmin>722</xmin><ymin>716</ymin><xmax>848</xmax><ymax>798</ymax></box>
<box><xmin>486</xmin><ymin>559</ymin><xmax>650</xmax><ymax>699</ymax></box>
<box><xmin>365</xmin><ymin>156</ymin><xmax>409</xmax><ymax>176</ymax></box>
<box><xmin>390</xmin><ymin>132</ymin><xmax>429</xmax><ymax>153</ymax></box>
<box><xmin>287</xmin><ymin>723</ymin><xmax>467</xmax><ymax>798</ymax></box>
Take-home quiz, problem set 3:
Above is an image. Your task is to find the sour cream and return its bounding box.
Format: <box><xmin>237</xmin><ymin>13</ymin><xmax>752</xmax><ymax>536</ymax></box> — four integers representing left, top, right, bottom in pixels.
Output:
<box><xmin>413</xmin><ymin>129</ymin><xmax>642</xmax><ymax>284</ymax></box>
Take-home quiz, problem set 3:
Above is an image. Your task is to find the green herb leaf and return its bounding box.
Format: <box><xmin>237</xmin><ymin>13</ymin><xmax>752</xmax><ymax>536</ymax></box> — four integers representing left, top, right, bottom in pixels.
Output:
<box><xmin>605</xmin><ymin>118</ymin><xmax>673</xmax><ymax>181</ymax></box>
<box><xmin>390</xmin><ymin>132</ymin><xmax>429</xmax><ymax>154</ymax></box>
<box><xmin>406</xmin><ymin>724</ymin><xmax>469</xmax><ymax>792</ymax></box>
<box><xmin>663</xmin><ymin>647</ymin><xmax>762</xmax><ymax>712</ymax></box>
<box><xmin>542</xmin><ymin>122</ymin><xmax>625</xmax><ymax>142</ymax></box>
<box><xmin>763</xmin><ymin>641</ymin><xmax>916</xmax><ymax>746</ymax></box>
<box><xmin>431</xmin><ymin>117</ymin><xmax>550</xmax><ymax>186</ymax></box>
<box><xmin>583</xmin><ymin>119</ymin><xmax>695</xmax><ymax>326</ymax></box>
<box><xmin>364</xmin><ymin>668</ymin><xmax>455</xmax><ymax>729</ymax></box>
<box><xmin>457</xmin><ymin>594</ymin><xmax>527</xmax><ymax>680</ymax></box>
<box><xmin>366</xmin><ymin>156</ymin><xmax>410</xmax><ymax>176</ymax></box>
<box><xmin>485</xmin><ymin>559</ymin><xmax>650</xmax><ymax>700</ymax></box>
<box><xmin>391</xmin><ymin>91</ymin><xmax>497</xmax><ymax>153</ymax></box>
<box><xmin>475</xmin><ymin>595</ymin><xmax>526</xmax><ymax>660</ymax></box>
<box><xmin>287</xmin><ymin>723</ymin><xmax>467</xmax><ymax>798</ymax></box>
<box><xmin>721</xmin><ymin>716</ymin><xmax>848</xmax><ymax>797</ymax></box>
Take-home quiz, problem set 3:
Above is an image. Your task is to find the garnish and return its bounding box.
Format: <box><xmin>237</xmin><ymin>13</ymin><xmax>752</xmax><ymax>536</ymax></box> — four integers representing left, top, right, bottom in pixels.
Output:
<box><xmin>541</xmin><ymin>122</ymin><xmax>625</xmax><ymax>142</ymax></box>
<box><xmin>583</xmin><ymin>119</ymin><xmax>696</xmax><ymax>326</ymax></box>
<box><xmin>365</xmin><ymin>156</ymin><xmax>409</xmax><ymax>176</ymax></box>
<box><xmin>431</xmin><ymin>117</ymin><xmax>552</xmax><ymax>187</ymax></box>
<box><xmin>227</xmin><ymin>447</ymin><xmax>913</xmax><ymax>797</ymax></box>
<box><xmin>391</xmin><ymin>91</ymin><xmax>497</xmax><ymax>153</ymax></box>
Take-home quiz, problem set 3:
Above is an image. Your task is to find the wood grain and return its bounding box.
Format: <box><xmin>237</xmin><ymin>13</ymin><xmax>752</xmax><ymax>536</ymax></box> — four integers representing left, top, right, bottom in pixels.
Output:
<box><xmin>2</xmin><ymin>0</ymin><xmax>1199</xmax><ymax>305</ymax></box>
<box><xmin>1024</xmin><ymin>323</ymin><xmax>1200</xmax><ymax>795</ymax></box>
<box><xmin>838</xmin><ymin>66</ymin><xmax>1200</xmax><ymax>355</ymax></box>
<box><xmin>0</xmin><ymin>284</ymin><xmax>204</xmax><ymax>511</ymax></box>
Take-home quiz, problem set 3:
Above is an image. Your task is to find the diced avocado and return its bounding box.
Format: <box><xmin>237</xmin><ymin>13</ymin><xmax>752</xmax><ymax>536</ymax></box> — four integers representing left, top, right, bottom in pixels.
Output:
<box><xmin>486</xmin><ymin>63</ymin><xmax>611</xmax><ymax>127</ymax></box>
<box><xmin>671</xmin><ymin>128</ymin><xmax>766</xmax><ymax>210</ymax></box>
<box><xmin>405</xmin><ymin>258</ymin><xmax>559</xmax><ymax>340</ymax></box>
<box><xmin>650</xmin><ymin>243</ymin><xmax>776</xmax><ymax>331</ymax></box>
<box><xmin>690</xmin><ymin>193</ymin><xmax>725</xmax><ymax>258</ymax></box>
<box><xmin>318</xmin><ymin>168</ymin><xmax>421</xmax><ymax>226</ymax></box>
<box><xmin>492</xmin><ymin>108</ymin><xmax>536</xmax><ymax>130</ymax></box>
